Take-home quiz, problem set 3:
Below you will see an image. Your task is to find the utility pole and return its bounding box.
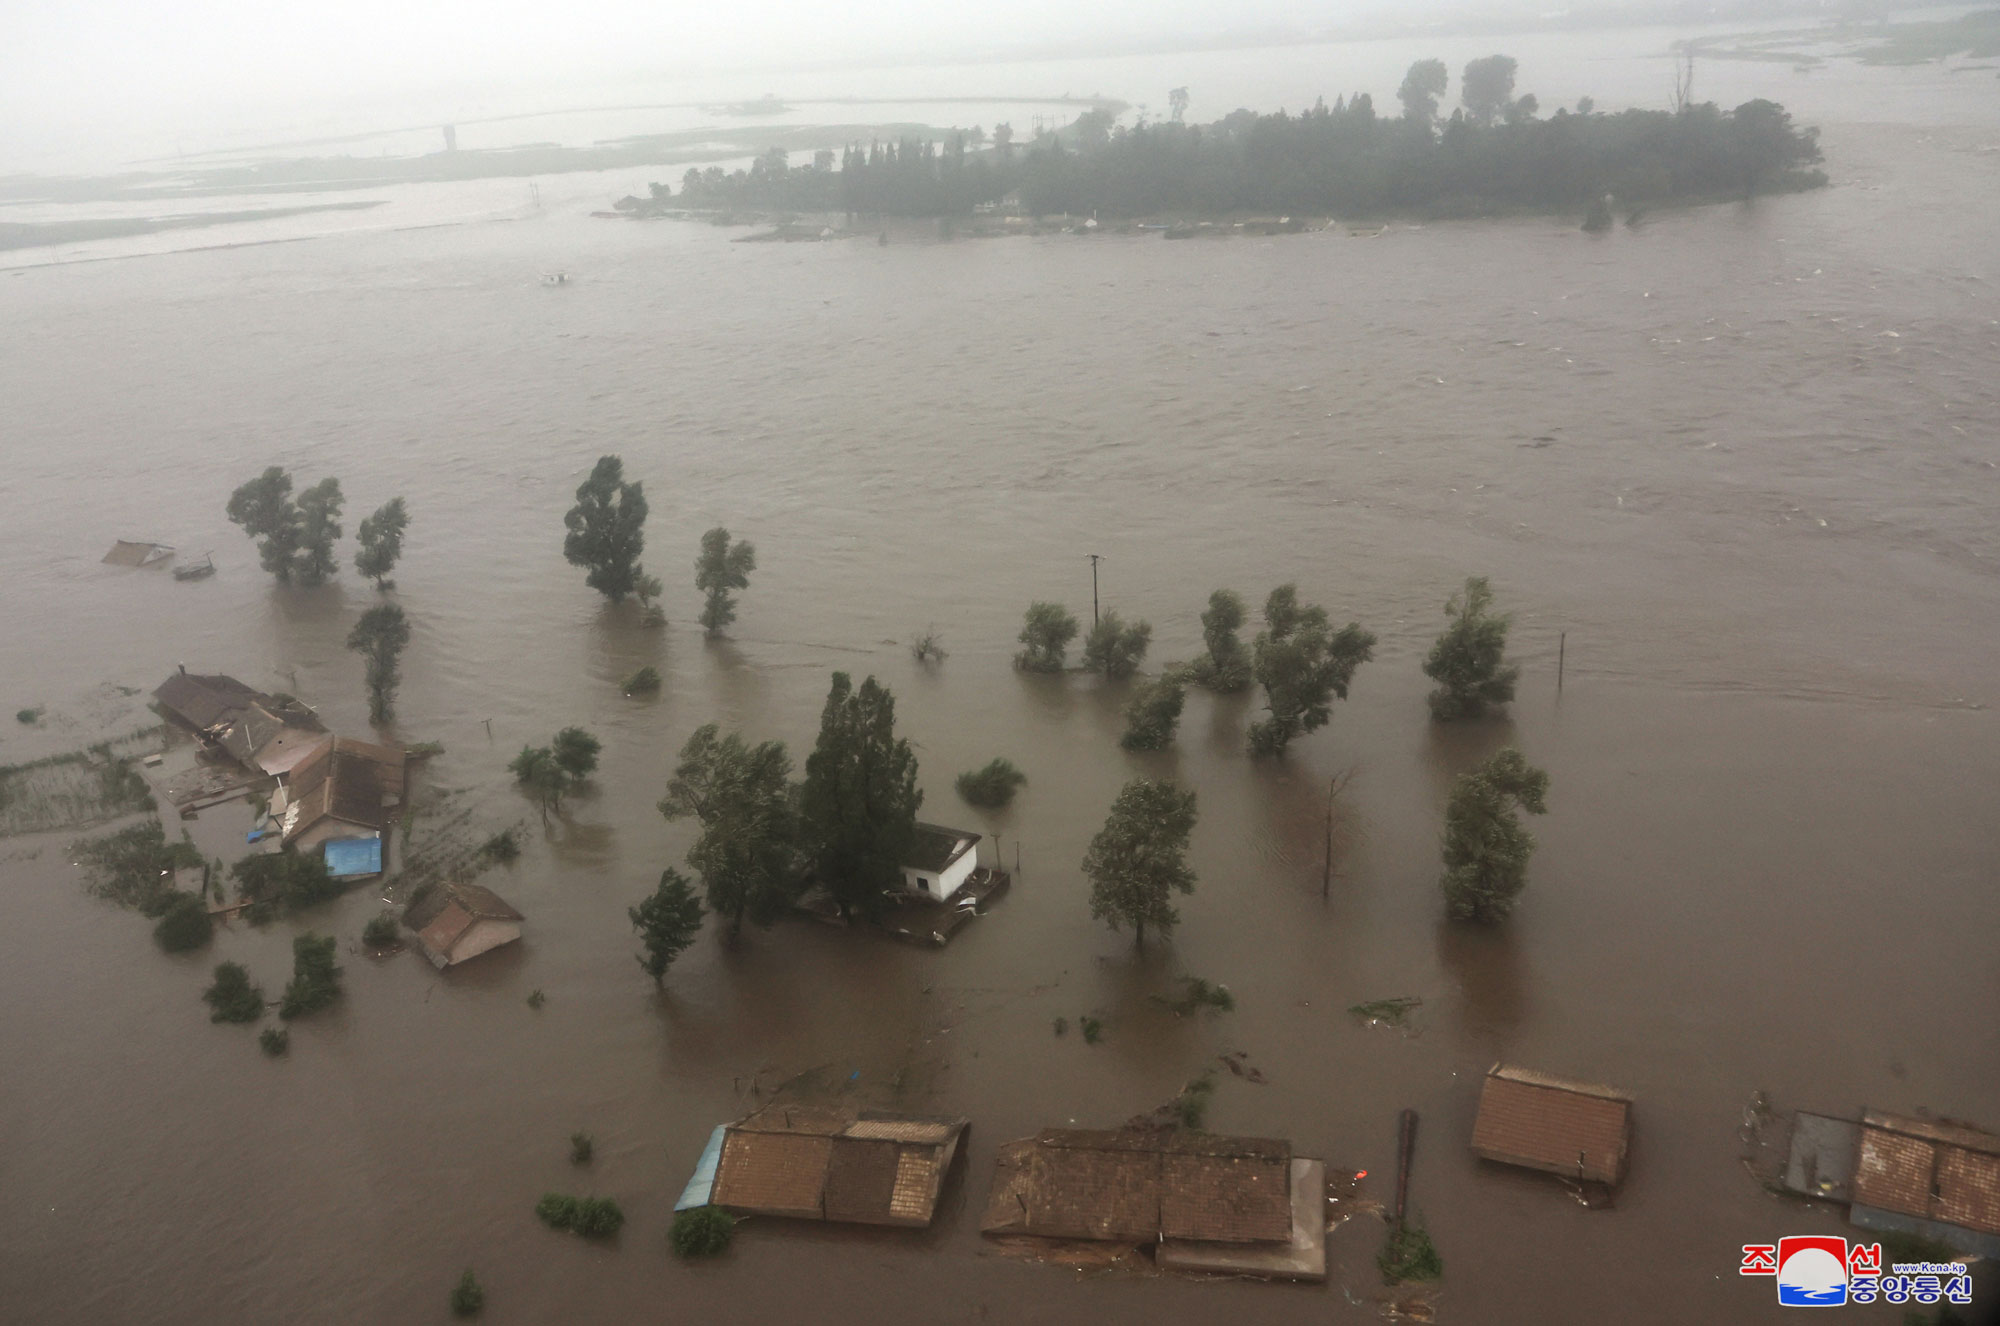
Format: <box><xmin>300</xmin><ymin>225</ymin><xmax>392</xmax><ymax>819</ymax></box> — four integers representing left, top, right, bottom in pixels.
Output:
<box><xmin>1086</xmin><ymin>553</ymin><xmax>1103</xmax><ymax>626</ymax></box>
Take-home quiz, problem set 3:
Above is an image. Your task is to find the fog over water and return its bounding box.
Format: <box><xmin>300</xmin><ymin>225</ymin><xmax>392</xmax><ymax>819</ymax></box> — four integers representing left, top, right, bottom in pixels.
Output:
<box><xmin>2</xmin><ymin>11</ymin><xmax>1998</xmax><ymax>1326</ymax></box>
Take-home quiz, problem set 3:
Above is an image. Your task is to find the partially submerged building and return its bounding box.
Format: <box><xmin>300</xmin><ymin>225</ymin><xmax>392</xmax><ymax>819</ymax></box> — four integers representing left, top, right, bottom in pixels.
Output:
<box><xmin>103</xmin><ymin>540</ymin><xmax>174</xmax><ymax>567</ymax></box>
<box><xmin>981</xmin><ymin>1128</ymin><xmax>1327</xmax><ymax>1281</ymax></box>
<box><xmin>405</xmin><ymin>882</ymin><xmax>525</xmax><ymax>970</ymax></box>
<box><xmin>1785</xmin><ymin>1109</ymin><xmax>2000</xmax><ymax>1259</ymax></box>
<box><xmin>680</xmin><ymin>1105</ymin><xmax>970</xmax><ymax>1229</ymax></box>
<box><xmin>901</xmin><ymin>822</ymin><xmax>982</xmax><ymax>903</ymax></box>
<box><xmin>273</xmin><ymin>736</ymin><xmax>405</xmax><ymax>859</ymax></box>
<box><xmin>1470</xmin><ymin>1063</ymin><xmax>1635</xmax><ymax>1188</ymax></box>
<box><xmin>153</xmin><ymin>671</ymin><xmax>327</xmax><ymax>777</ymax></box>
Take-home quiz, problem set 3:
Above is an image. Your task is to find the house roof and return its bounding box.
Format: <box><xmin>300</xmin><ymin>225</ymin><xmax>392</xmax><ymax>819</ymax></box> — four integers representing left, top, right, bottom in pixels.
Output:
<box><xmin>323</xmin><ymin>836</ymin><xmax>383</xmax><ymax>879</ymax></box>
<box><xmin>980</xmin><ymin>1128</ymin><xmax>1293</xmax><ymax>1245</ymax></box>
<box><xmin>155</xmin><ymin>672</ymin><xmax>263</xmax><ymax>730</ymax></box>
<box><xmin>103</xmin><ymin>540</ymin><xmax>173</xmax><ymax>567</ymax></box>
<box><xmin>1470</xmin><ymin>1063</ymin><xmax>1634</xmax><ymax>1185</ymax></box>
<box><xmin>708</xmin><ymin>1106</ymin><xmax>968</xmax><ymax>1227</ymax></box>
<box><xmin>408</xmin><ymin>881</ymin><xmax>526</xmax><ymax>967</ymax></box>
<box><xmin>155</xmin><ymin>672</ymin><xmax>327</xmax><ymax>774</ymax></box>
<box><xmin>906</xmin><ymin>822</ymin><xmax>979</xmax><ymax>874</ymax></box>
<box><xmin>281</xmin><ymin>738</ymin><xmax>405</xmax><ymax>842</ymax></box>
<box><xmin>1853</xmin><ymin>1111</ymin><xmax>2000</xmax><ymax>1237</ymax></box>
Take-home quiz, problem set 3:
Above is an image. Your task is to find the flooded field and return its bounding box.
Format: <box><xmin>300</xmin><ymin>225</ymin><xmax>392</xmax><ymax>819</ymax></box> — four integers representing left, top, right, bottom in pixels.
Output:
<box><xmin>1</xmin><ymin>66</ymin><xmax>1997</xmax><ymax>1325</ymax></box>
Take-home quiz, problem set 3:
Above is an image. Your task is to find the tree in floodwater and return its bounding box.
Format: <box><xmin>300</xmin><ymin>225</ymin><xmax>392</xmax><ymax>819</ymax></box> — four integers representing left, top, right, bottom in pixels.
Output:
<box><xmin>293</xmin><ymin>478</ymin><xmax>345</xmax><ymax>587</ymax></box>
<box><xmin>562</xmin><ymin>455</ymin><xmax>649</xmax><ymax>602</ymax></box>
<box><xmin>354</xmin><ymin>497</ymin><xmax>409</xmax><ymax>588</ymax></box>
<box><xmin>278</xmin><ymin>932</ymin><xmax>342</xmax><ymax>1019</ymax></box>
<box><xmin>510</xmin><ymin>727</ymin><xmax>598</xmax><ymax>819</ymax></box>
<box><xmin>346</xmin><ymin>602</ymin><xmax>410</xmax><ymax>725</ymax></box>
<box><xmin>1422</xmin><ymin>577</ymin><xmax>1520</xmax><ymax>721</ymax></box>
<box><xmin>695</xmin><ymin>527</ymin><xmax>756</xmax><ymax>635</ymax></box>
<box><xmin>1440</xmin><ymin>748</ymin><xmax>1550</xmax><ymax>922</ymax></box>
<box><xmin>1016</xmin><ymin>602</ymin><xmax>1079</xmax><ymax>672</ymax></box>
<box><xmin>1084</xmin><ymin>778</ymin><xmax>1198</xmax><ymax>949</ymax></box>
<box><xmin>1082</xmin><ymin>611</ymin><xmax>1152</xmax><ymax>679</ymax></box>
<box><xmin>1248</xmin><ymin>585</ymin><xmax>1376</xmax><ymax>755</ymax></box>
<box><xmin>799</xmin><ymin>672</ymin><xmax>922</xmax><ymax>922</ymax></box>
<box><xmin>225</xmin><ymin>467</ymin><xmax>304</xmax><ymax>583</ymax></box>
<box><xmin>1461</xmin><ymin>55</ymin><xmax>1520</xmax><ymax>128</ymax></box>
<box><xmin>658</xmin><ymin>724</ymin><xmax>798</xmax><ymax>935</ymax></box>
<box><xmin>1398</xmin><ymin>59</ymin><xmax>1448</xmax><ymax>126</ymax></box>
<box><xmin>1120</xmin><ymin>674</ymin><xmax>1186</xmax><ymax>751</ymax></box>
<box><xmin>1188</xmin><ymin>589</ymin><xmax>1252</xmax><ymax>693</ymax></box>
<box><xmin>630</xmin><ymin>868</ymin><xmax>705</xmax><ymax>985</ymax></box>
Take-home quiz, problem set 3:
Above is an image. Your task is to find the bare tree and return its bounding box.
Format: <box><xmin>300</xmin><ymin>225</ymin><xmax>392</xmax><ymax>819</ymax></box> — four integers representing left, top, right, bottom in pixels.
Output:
<box><xmin>1671</xmin><ymin>45</ymin><xmax>1696</xmax><ymax>115</ymax></box>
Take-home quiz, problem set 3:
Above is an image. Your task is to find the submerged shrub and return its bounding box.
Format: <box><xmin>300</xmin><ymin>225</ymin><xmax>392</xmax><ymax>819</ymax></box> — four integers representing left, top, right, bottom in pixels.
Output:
<box><xmin>203</xmin><ymin>961</ymin><xmax>266</xmax><ymax>1023</ymax></box>
<box><xmin>622</xmin><ymin>666</ymin><xmax>661</xmax><ymax>696</ymax></box>
<box><xmin>361</xmin><ymin>910</ymin><xmax>401</xmax><ymax>948</ymax></box>
<box><xmin>955</xmin><ymin>758</ymin><xmax>1026</xmax><ymax>808</ymax></box>
<box><xmin>259</xmin><ymin>1026</ymin><xmax>289</xmax><ymax>1056</ymax></box>
<box><xmin>449</xmin><ymin>1270</ymin><xmax>484</xmax><ymax>1317</ymax></box>
<box><xmin>570</xmin><ymin>1132</ymin><xmax>594</xmax><ymax>1165</ymax></box>
<box><xmin>1379</xmin><ymin>1216</ymin><xmax>1444</xmax><ymax>1285</ymax></box>
<box><xmin>278</xmin><ymin>932</ymin><xmax>342</xmax><ymax>1020</ymax></box>
<box><xmin>153</xmin><ymin>892</ymin><xmax>214</xmax><ymax>952</ymax></box>
<box><xmin>670</xmin><ymin>1206</ymin><xmax>736</xmax><ymax>1258</ymax></box>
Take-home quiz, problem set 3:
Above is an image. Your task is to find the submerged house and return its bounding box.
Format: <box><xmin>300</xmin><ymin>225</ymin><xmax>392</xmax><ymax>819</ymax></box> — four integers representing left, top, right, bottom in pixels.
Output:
<box><xmin>273</xmin><ymin>736</ymin><xmax>405</xmax><ymax>863</ymax></box>
<box><xmin>981</xmin><ymin>1127</ymin><xmax>1327</xmax><ymax>1281</ymax></box>
<box><xmin>1786</xmin><ymin>1109</ymin><xmax>2000</xmax><ymax>1259</ymax></box>
<box><xmin>1470</xmin><ymin>1063</ymin><xmax>1635</xmax><ymax>1188</ymax></box>
<box><xmin>901</xmin><ymin>822</ymin><xmax>982</xmax><ymax>902</ymax></box>
<box><xmin>405</xmin><ymin>882</ymin><xmax>525</xmax><ymax>970</ymax></box>
<box><xmin>681</xmin><ymin>1105</ymin><xmax>969</xmax><ymax>1229</ymax></box>
<box><xmin>153</xmin><ymin>671</ymin><xmax>327</xmax><ymax>776</ymax></box>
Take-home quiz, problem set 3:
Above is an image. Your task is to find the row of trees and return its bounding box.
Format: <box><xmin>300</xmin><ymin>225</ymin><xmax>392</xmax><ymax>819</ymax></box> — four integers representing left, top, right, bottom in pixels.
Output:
<box><xmin>561</xmin><ymin>454</ymin><xmax>757</xmax><ymax>633</ymax></box>
<box><xmin>226</xmin><ymin>468</ymin><xmax>407</xmax><ymax>588</ymax></box>
<box><xmin>661</xmin><ymin>61</ymin><xmax>1822</xmax><ymax>220</ymax></box>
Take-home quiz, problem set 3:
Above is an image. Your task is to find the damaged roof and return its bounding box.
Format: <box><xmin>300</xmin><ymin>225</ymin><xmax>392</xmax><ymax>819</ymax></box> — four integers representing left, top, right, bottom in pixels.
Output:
<box><xmin>1854</xmin><ymin>1110</ymin><xmax>2000</xmax><ymax>1237</ymax></box>
<box><xmin>905</xmin><ymin>822</ymin><xmax>979</xmax><ymax>873</ymax></box>
<box><xmin>1471</xmin><ymin>1063</ymin><xmax>1634</xmax><ymax>1186</ymax></box>
<box><xmin>980</xmin><ymin>1128</ymin><xmax>1293</xmax><ymax>1245</ymax></box>
<box><xmin>708</xmin><ymin>1106</ymin><xmax>968</xmax><ymax>1228</ymax></box>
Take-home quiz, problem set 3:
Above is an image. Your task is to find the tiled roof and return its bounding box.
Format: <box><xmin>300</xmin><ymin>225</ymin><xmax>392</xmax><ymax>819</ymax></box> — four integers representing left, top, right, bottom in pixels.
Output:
<box><xmin>709</xmin><ymin>1107</ymin><xmax>968</xmax><ymax>1228</ymax></box>
<box><xmin>1854</xmin><ymin>1111</ymin><xmax>2000</xmax><ymax>1236</ymax></box>
<box><xmin>1471</xmin><ymin>1064</ymin><xmax>1633</xmax><ymax>1185</ymax></box>
<box><xmin>980</xmin><ymin>1129</ymin><xmax>1295</xmax><ymax>1244</ymax></box>
<box><xmin>714</xmin><ymin>1131</ymin><xmax>832</xmax><ymax>1218</ymax></box>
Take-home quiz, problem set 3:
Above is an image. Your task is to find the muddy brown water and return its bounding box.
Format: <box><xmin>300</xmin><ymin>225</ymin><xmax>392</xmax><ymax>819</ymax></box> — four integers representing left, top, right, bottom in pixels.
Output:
<box><xmin>2</xmin><ymin>115</ymin><xmax>1997</xmax><ymax>1323</ymax></box>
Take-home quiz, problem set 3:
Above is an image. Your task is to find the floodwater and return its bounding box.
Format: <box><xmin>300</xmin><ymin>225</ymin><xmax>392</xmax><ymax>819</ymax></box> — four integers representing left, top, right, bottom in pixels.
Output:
<box><xmin>2</xmin><ymin>34</ymin><xmax>1999</xmax><ymax>1326</ymax></box>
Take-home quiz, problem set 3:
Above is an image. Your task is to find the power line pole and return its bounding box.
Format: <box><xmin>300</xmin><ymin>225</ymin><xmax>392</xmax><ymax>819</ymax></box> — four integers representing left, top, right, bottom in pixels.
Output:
<box><xmin>1086</xmin><ymin>553</ymin><xmax>1103</xmax><ymax>626</ymax></box>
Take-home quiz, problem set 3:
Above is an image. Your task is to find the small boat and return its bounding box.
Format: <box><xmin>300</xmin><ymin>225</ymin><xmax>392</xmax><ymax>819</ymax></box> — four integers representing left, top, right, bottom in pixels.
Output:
<box><xmin>173</xmin><ymin>553</ymin><xmax>215</xmax><ymax>581</ymax></box>
<box><xmin>542</xmin><ymin>272</ymin><xmax>570</xmax><ymax>286</ymax></box>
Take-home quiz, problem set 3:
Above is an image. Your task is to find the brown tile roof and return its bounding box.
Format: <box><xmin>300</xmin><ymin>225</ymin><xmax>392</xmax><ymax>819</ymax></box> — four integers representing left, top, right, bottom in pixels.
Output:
<box><xmin>282</xmin><ymin>738</ymin><xmax>405</xmax><ymax>841</ymax></box>
<box><xmin>416</xmin><ymin>902</ymin><xmax>476</xmax><ymax>960</ymax></box>
<box><xmin>710</xmin><ymin>1108</ymin><xmax>968</xmax><ymax>1227</ymax></box>
<box><xmin>1471</xmin><ymin>1064</ymin><xmax>1634</xmax><ymax>1185</ymax></box>
<box><xmin>824</xmin><ymin>1136</ymin><xmax>902</xmax><ymax>1224</ymax></box>
<box><xmin>980</xmin><ymin>1129</ymin><xmax>1295</xmax><ymax>1244</ymax></box>
<box><xmin>847</xmin><ymin>1117</ymin><xmax>961</xmax><ymax>1145</ymax></box>
<box><xmin>448</xmin><ymin>883</ymin><xmax>523</xmax><ymax>922</ymax></box>
<box><xmin>714</xmin><ymin>1131</ymin><xmax>831</xmax><ymax>1218</ymax></box>
<box><xmin>154</xmin><ymin>673</ymin><xmax>262</xmax><ymax>729</ymax></box>
<box><xmin>1853</xmin><ymin>1111</ymin><xmax>2000</xmax><ymax>1236</ymax></box>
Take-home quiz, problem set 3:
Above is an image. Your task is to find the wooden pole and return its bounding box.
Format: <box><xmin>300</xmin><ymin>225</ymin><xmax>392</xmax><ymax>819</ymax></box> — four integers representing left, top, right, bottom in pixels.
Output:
<box><xmin>1322</xmin><ymin>777</ymin><xmax>1335</xmax><ymax>901</ymax></box>
<box><xmin>1394</xmin><ymin>1108</ymin><xmax>1419</xmax><ymax>1227</ymax></box>
<box><xmin>1557</xmin><ymin>632</ymin><xmax>1566</xmax><ymax>694</ymax></box>
<box><xmin>1087</xmin><ymin>554</ymin><xmax>1103</xmax><ymax>626</ymax></box>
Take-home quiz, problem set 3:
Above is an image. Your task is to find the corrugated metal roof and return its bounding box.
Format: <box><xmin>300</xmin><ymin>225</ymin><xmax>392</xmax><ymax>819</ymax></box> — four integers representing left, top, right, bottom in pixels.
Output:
<box><xmin>1471</xmin><ymin>1063</ymin><xmax>1633</xmax><ymax>1185</ymax></box>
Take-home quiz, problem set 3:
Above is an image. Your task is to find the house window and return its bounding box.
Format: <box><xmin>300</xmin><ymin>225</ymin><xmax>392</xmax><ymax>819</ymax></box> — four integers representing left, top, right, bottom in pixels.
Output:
<box><xmin>915</xmin><ymin>876</ymin><xmax>929</xmax><ymax>892</ymax></box>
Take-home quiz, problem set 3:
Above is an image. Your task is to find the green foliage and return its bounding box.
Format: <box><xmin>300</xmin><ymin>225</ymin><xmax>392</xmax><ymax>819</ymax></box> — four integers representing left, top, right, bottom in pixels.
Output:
<box><xmin>630</xmin><ymin>868</ymin><xmax>705</xmax><ymax>984</ymax></box>
<box><xmin>526</xmin><ymin>988</ymin><xmax>546</xmax><ymax>1009</ymax></box>
<box><xmin>1119</xmin><ymin>675</ymin><xmax>1186</xmax><ymax>751</ymax></box>
<box><xmin>1582</xmin><ymin>194</ymin><xmax>1613</xmax><ymax>232</ymax></box>
<box><xmin>552</xmin><ymin>727</ymin><xmax>601</xmax><ymax>781</ymax></box>
<box><xmin>511</xmin><ymin>729</ymin><xmax>596</xmax><ymax>816</ymax></box>
<box><xmin>152</xmin><ymin>892</ymin><xmax>213</xmax><ymax>952</ymax></box>
<box><xmin>278</xmin><ymin>932</ymin><xmax>342</xmax><ymax>1019</ymax></box>
<box><xmin>346</xmin><ymin>602</ymin><xmax>411</xmax><ymax>725</ymax></box>
<box><xmin>1248</xmin><ymin>585</ymin><xmax>1375</xmax><ymax>756</ymax></box>
<box><xmin>955</xmin><ymin>758</ymin><xmax>1026</xmax><ymax>808</ymax></box>
<box><xmin>1079</xmin><ymin>1015</ymin><xmax>1104</xmax><ymax>1044</ymax></box>
<box><xmin>74</xmin><ymin>821</ymin><xmax>203</xmax><ymax>914</ymax></box>
<box><xmin>1188</xmin><ymin>589</ymin><xmax>1253</xmax><ymax>693</ymax></box>
<box><xmin>1440</xmin><ymin>748</ymin><xmax>1551</xmax><ymax>922</ymax></box>
<box><xmin>1423</xmin><ymin>577</ymin><xmax>1520</xmax><ymax>721</ymax></box>
<box><xmin>361</xmin><ymin>910</ymin><xmax>401</xmax><ymax>948</ymax></box>
<box><xmin>259</xmin><ymin>1026</ymin><xmax>289</xmax><ymax>1056</ymax></box>
<box><xmin>226</xmin><ymin>466</ymin><xmax>303</xmax><ymax>583</ymax></box>
<box><xmin>659</xmin><ymin>725</ymin><xmax>798</xmax><ymax>933</ymax></box>
<box><xmin>1015</xmin><ymin>602</ymin><xmax>1079</xmax><ymax>672</ymax></box>
<box><xmin>479</xmin><ymin>829</ymin><xmax>520</xmax><ymax>864</ymax></box>
<box><xmin>293</xmin><ymin>478</ymin><xmax>345</xmax><ymax>586</ymax></box>
<box><xmin>1379</xmin><ymin>1216</ymin><xmax>1444</xmax><ymax>1284</ymax></box>
<box><xmin>203</xmin><ymin>961</ymin><xmax>266</xmax><ymax>1023</ymax></box>
<box><xmin>1170</xmin><ymin>1071</ymin><xmax>1217</xmax><ymax>1130</ymax></box>
<box><xmin>909</xmin><ymin>626</ymin><xmax>947</xmax><ymax>664</ymax></box>
<box><xmin>232</xmin><ymin>850</ymin><xmax>343</xmax><ymax>921</ymax></box>
<box><xmin>537</xmin><ymin>1193</ymin><xmax>623</xmax><ymax>1239</ymax></box>
<box><xmin>1158</xmin><ymin>976</ymin><xmax>1235</xmax><ymax>1016</ymax></box>
<box><xmin>621</xmin><ymin>666</ymin><xmax>661</xmax><ymax>695</ymax></box>
<box><xmin>570</xmin><ymin>1132</ymin><xmax>594</xmax><ymax>1165</ymax></box>
<box><xmin>799</xmin><ymin>673</ymin><xmax>923</xmax><ymax>922</ymax></box>
<box><xmin>16</xmin><ymin>706</ymin><xmax>42</xmax><ymax>725</ymax></box>
<box><xmin>1081</xmin><ymin>611</ymin><xmax>1152</xmax><ymax>679</ymax></box>
<box><xmin>670</xmin><ymin>1206</ymin><xmax>736</xmax><ymax>1258</ymax></box>
<box><xmin>563</xmin><ymin>455</ymin><xmax>650</xmax><ymax>602</ymax></box>
<box><xmin>695</xmin><ymin>527</ymin><xmax>757</xmax><ymax>634</ymax></box>
<box><xmin>449</xmin><ymin>1270</ymin><xmax>484</xmax><ymax>1317</ymax></box>
<box><xmin>354</xmin><ymin>496</ymin><xmax>409</xmax><ymax>587</ymax></box>
<box><xmin>1083</xmin><ymin>778</ymin><xmax>1198</xmax><ymax>948</ymax></box>
<box><xmin>1348</xmin><ymin>996</ymin><xmax>1422</xmax><ymax>1026</ymax></box>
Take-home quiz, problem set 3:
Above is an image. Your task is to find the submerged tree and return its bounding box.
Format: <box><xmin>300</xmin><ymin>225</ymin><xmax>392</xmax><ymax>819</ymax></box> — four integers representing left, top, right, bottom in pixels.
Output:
<box><xmin>1440</xmin><ymin>748</ymin><xmax>1550</xmax><ymax>922</ymax></box>
<box><xmin>694</xmin><ymin>527</ymin><xmax>757</xmax><ymax>635</ymax></box>
<box><xmin>1461</xmin><ymin>54</ymin><xmax>1521</xmax><ymax>128</ymax></box>
<box><xmin>225</xmin><ymin>466</ymin><xmax>304</xmax><ymax>583</ymax></box>
<box><xmin>562</xmin><ymin>455</ymin><xmax>649</xmax><ymax>602</ymax></box>
<box><xmin>278</xmin><ymin>932</ymin><xmax>342</xmax><ymax>1019</ymax></box>
<box><xmin>1248</xmin><ymin>585</ymin><xmax>1376</xmax><ymax>755</ymax></box>
<box><xmin>346</xmin><ymin>602</ymin><xmax>410</xmax><ymax>725</ymax></box>
<box><xmin>798</xmin><ymin>672</ymin><xmax>922</xmax><ymax>922</ymax></box>
<box><xmin>1422</xmin><ymin>576</ymin><xmax>1520</xmax><ymax>721</ymax></box>
<box><xmin>1082</xmin><ymin>611</ymin><xmax>1153</xmax><ymax>679</ymax></box>
<box><xmin>202</xmin><ymin>961</ymin><xmax>266</xmax><ymax>1023</ymax></box>
<box><xmin>293</xmin><ymin>478</ymin><xmax>345</xmax><ymax>587</ymax></box>
<box><xmin>552</xmin><ymin>727</ymin><xmax>601</xmax><ymax>783</ymax></box>
<box><xmin>630</xmin><ymin>868</ymin><xmax>705</xmax><ymax>985</ymax></box>
<box><xmin>658</xmin><ymin>724</ymin><xmax>798</xmax><ymax>934</ymax></box>
<box><xmin>1083</xmin><ymin>778</ymin><xmax>1198</xmax><ymax>949</ymax></box>
<box><xmin>1188</xmin><ymin>589</ymin><xmax>1252</xmax><ymax>692</ymax></box>
<box><xmin>354</xmin><ymin>497</ymin><xmax>409</xmax><ymax>588</ymax></box>
<box><xmin>509</xmin><ymin>728</ymin><xmax>598</xmax><ymax>820</ymax></box>
<box><xmin>1120</xmin><ymin>674</ymin><xmax>1187</xmax><ymax>751</ymax></box>
<box><xmin>1015</xmin><ymin>601</ymin><xmax>1079</xmax><ymax>672</ymax></box>
<box><xmin>955</xmin><ymin>757</ymin><xmax>1026</xmax><ymax>808</ymax></box>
